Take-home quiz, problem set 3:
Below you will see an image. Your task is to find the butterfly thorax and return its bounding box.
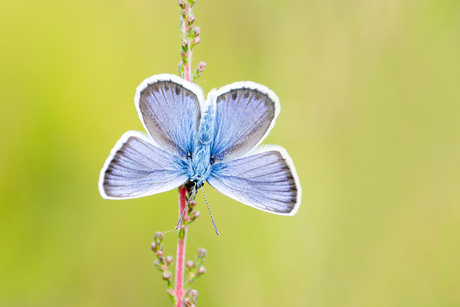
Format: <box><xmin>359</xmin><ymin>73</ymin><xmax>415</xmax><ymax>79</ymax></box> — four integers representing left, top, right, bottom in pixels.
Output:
<box><xmin>188</xmin><ymin>100</ymin><xmax>216</xmax><ymax>188</ymax></box>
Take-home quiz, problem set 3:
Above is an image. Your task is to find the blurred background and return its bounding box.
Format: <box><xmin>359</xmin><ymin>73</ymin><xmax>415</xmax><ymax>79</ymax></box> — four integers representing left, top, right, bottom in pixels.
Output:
<box><xmin>1</xmin><ymin>0</ymin><xmax>459</xmax><ymax>306</ymax></box>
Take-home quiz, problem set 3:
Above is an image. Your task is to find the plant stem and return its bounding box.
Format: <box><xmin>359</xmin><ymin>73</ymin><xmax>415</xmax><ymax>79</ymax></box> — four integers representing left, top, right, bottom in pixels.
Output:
<box><xmin>182</xmin><ymin>3</ymin><xmax>192</xmax><ymax>82</ymax></box>
<box><xmin>175</xmin><ymin>1</ymin><xmax>200</xmax><ymax>305</ymax></box>
<box><xmin>175</xmin><ymin>185</ymin><xmax>188</xmax><ymax>306</ymax></box>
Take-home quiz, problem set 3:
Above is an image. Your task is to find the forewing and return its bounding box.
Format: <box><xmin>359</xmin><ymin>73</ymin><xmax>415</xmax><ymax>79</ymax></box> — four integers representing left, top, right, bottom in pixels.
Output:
<box><xmin>211</xmin><ymin>82</ymin><xmax>280</xmax><ymax>162</ymax></box>
<box><xmin>207</xmin><ymin>146</ymin><xmax>301</xmax><ymax>215</ymax></box>
<box><xmin>135</xmin><ymin>74</ymin><xmax>204</xmax><ymax>158</ymax></box>
<box><xmin>99</xmin><ymin>131</ymin><xmax>189</xmax><ymax>199</ymax></box>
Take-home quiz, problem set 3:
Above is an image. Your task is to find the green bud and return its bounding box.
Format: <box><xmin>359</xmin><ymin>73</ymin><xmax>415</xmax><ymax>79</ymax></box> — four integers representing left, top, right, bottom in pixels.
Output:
<box><xmin>182</xmin><ymin>39</ymin><xmax>189</xmax><ymax>52</ymax></box>
<box><xmin>154</xmin><ymin>232</ymin><xmax>163</xmax><ymax>242</ymax></box>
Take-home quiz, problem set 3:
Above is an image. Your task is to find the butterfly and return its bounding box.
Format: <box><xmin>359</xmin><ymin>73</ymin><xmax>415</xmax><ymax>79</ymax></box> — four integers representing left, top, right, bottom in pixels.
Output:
<box><xmin>98</xmin><ymin>74</ymin><xmax>301</xmax><ymax>217</ymax></box>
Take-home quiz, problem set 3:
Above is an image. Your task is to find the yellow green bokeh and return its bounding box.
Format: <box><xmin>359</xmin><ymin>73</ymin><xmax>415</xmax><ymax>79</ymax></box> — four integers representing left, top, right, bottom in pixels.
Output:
<box><xmin>1</xmin><ymin>1</ymin><xmax>459</xmax><ymax>306</ymax></box>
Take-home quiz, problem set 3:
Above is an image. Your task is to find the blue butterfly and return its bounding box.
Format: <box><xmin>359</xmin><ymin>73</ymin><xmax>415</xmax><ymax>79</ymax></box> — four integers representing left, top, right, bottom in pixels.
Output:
<box><xmin>99</xmin><ymin>74</ymin><xmax>301</xmax><ymax>216</ymax></box>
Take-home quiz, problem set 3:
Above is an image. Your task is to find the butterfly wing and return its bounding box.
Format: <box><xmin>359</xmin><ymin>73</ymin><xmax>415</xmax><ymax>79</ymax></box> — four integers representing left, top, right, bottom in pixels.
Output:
<box><xmin>99</xmin><ymin>131</ymin><xmax>189</xmax><ymax>199</ymax></box>
<box><xmin>210</xmin><ymin>82</ymin><xmax>280</xmax><ymax>162</ymax></box>
<box><xmin>207</xmin><ymin>146</ymin><xmax>301</xmax><ymax>215</ymax></box>
<box><xmin>135</xmin><ymin>74</ymin><xmax>204</xmax><ymax>158</ymax></box>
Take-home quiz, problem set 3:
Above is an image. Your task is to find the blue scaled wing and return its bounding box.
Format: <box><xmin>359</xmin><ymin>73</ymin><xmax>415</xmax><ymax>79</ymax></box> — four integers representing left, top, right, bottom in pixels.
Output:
<box><xmin>210</xmin><ymin>82</ymin><xmax>280</xmax><ymax>162</ymax></box>
<box><xmin>135</xmin><ymin>74</ymin><xmax>204</xmax><ymax>158</ymax></box>
<box><xmin>207</xmin><ymin>146</ymin><xmax>301</xmax><ymax>215</ymax></box>
<box><xmin>99</xmin><ymin>131</ymin><xmax>189</xmax><ymax>199</ymax></box>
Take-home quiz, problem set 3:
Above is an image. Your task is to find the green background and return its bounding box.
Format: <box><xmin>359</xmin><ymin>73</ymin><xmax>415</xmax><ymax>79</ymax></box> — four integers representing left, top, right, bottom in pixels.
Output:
<box><xmin>1</xmin><ymin>0</ymin><xmax>459</xmax><ymax>306</ymax></box>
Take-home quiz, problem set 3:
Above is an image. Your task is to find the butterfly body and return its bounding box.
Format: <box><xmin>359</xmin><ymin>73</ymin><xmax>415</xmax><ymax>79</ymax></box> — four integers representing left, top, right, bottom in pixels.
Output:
<box><xmin>99</xmin><ymin>74</ymin><xmax>302</xmax><ymax>216</ymax></box>
<box><xmin>188</xmin><ymin>99</ymin><xmax>215</xmax><ymax>188</ymax></box>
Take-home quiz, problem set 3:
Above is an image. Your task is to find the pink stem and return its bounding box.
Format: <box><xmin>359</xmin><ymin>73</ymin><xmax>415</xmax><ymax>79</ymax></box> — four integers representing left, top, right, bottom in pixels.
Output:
<box><xmin>183</xmin><ymin>4</ymin><xmax>192</xmax><ymax>82</ymax></box>
<box><xmin>175</xmin><ymin>5</ymin><xmax>192</xmax><ymax>306</ymax></box>
<box><xmin>175</xmin><ymin>185</ymin><xmax>187</xmax><ymax>307</ymax></box>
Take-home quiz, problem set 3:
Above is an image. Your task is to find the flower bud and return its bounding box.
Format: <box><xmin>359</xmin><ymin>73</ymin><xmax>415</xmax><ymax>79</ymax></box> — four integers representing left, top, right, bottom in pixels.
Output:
<box><xmin>151</xmin><ymin>242</ymin><xmax>157</xmax><ymax>251</ymax></box>
<box><xmin>191</xmin><ymin>37</ymin><xmax>200</xmax><ymax>45</ymax></box>
<box><xmin>194</xmin><ymin>26</ymin><xmax>201</xmax><ymax>37</ymax></box>
<box><xmin>197</xmin><ymin>248</ymin><xmax>207</xmax><ymax>258</ymax></box>
<box><xmin>154</xmin><ymin>232</ymin><xmax>163</xmax><ymax>242</ymax></box>
<box><xmin>187</xmin><ymin>15</ymin><xmax>195</xmax><ymax>26</ymax></box>
<box><xmin>178</xmin><ymin>0</ymin><xmax>185</xmax><ymax>8</ymax></box>
<box><xmin>186</xmin><ymin>260</ymin><xmax>194</xmax><ymax>269</ymax></box>
<box><xmin>197</xmin><ymin>266</ymin><xmax>206</xmax><ymax>275</ymax></box>
<box><xmin>166</xmin><ymin>255</ymin><xmax>173</xmax><ymax>265</ymax></box>
<box><xmin>191</xmin><ymin>210</ymin><xmax>200</xmax><ymax>220</ymax></box>
<box><xmin>156</xmin><ymin>250</ymin><xmax>163</xmax><ymax>258</ymax></box>
<box><xmin>190</xmin><ymin>289</ymin><xmax>198</xmax><ymax>301</ymax></box>
<box><xmin>179</xmin><ymin>226</ymin><xmax>186</xmax><ymax>239</ymax></box>
<box><xmin>162</xmin><ymin>272</ymin><xmax>171</xmax><ymax>280</ymax></box>
<box><xmin>153</xmin><ymin>259</ymin><xmax>159</xmax><ymax>266</ymax></box>
<box><xmin>196</xmin><ymin>61</ymin><xmax>206</xmax><ymax>72</ymax></box>
<box><xmin>182</xmin><ymin>39</ymin><xmax>189</xmax><ymax>52</ymax></box>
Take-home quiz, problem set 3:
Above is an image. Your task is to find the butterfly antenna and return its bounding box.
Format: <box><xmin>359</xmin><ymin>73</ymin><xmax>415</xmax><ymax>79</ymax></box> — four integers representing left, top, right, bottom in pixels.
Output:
<box><xmin>202</xmin><ymin>186</ymin><xmax>220</xmax><ymax>235</ymax></box>
<box><xmin>174</xmin><ymin>185</ymin><xmax>197</xmax><ymax>230</ymax></box>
